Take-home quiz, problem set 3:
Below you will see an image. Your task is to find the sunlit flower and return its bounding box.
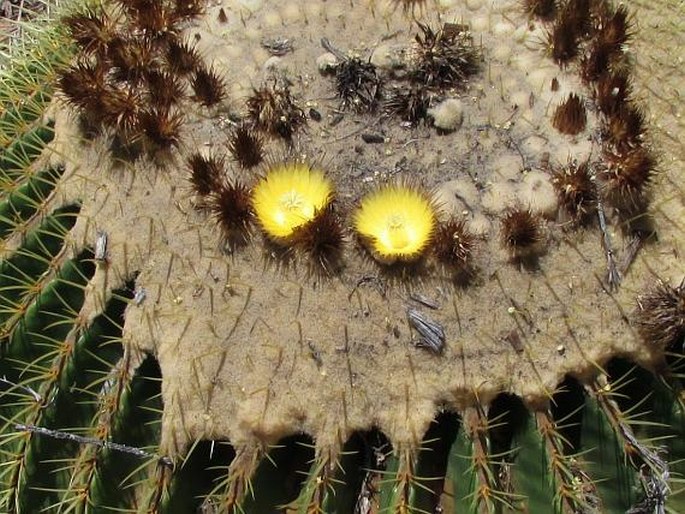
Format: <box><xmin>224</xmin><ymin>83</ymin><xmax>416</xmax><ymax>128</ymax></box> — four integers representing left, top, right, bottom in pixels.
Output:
<box><xmin>252</xmin><ymin>163</ymin><xmax>333</xmax><ymax>241</ymax></box>
<box><xmin>354</xmin><ymin>183</ymin><xmax>437</xmax><ymax>263</ymax></box>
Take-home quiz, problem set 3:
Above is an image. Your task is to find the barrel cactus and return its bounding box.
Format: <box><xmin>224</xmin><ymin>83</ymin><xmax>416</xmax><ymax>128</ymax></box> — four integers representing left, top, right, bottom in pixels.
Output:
<box><xmin>0</xmin><ymin>0</ymin><xmax>683</xmax><ymax>513</ymax></box>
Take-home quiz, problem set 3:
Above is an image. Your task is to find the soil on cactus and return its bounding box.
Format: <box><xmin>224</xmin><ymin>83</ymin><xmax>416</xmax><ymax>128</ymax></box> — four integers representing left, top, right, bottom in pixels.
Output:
<box><xmin>0</xmin><ymin>0</ymin><xmax>683</xmax><ymax>512</ymax></box>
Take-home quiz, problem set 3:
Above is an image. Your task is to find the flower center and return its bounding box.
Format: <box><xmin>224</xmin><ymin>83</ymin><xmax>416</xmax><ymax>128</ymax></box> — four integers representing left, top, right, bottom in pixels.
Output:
<box><xmin>381</xmin><ymin>214</ymin><xmax>412</xmax><ymax>251</ymax></box>
<box><xmin>275</xmin><ymin>190</ymin><xmax>314</xmax><ymax>227</ymax></box>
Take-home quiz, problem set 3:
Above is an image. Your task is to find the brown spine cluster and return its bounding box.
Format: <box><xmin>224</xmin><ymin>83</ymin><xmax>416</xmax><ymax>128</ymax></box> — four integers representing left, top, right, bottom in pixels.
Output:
<box><xmin>634</xmin><ymin>280</ymin><xmax>685</xmax><ymax>351</ymax></box>
<box><xmin>500</xmin><ymin>208</ymin><xmax>545</xmax><ymax>261</ymax></box>
<box><xmin>291</xmin><ymin>205</ymin><xmax>346</xmax><ymax>277</ymax></box>
<box><xmin>209</xmin><ymin>178</ymin><xmax>254</xmax><ymax>251</ymax></box>
<box><xmin>246</xmin><ymin>82</ymin><xmax>307</xmax><ymax>141</ymax></box>
<box><xmin>551</xmin><ymin>159</ymin><xmax>596</xmax><ymax>224</ymax></box>
<box><xmin>59</xmin><ymin>0</ymin><xmax>222</xmax><ymax>154</ymax></box>
<box><xmin>552</xmin><ymin>93</ymin><xmax>587</xmax><ymax>135</ymax></box>
<box><xmin>535</xmin><ymin>2</ymin><xmax>654</xmax><ymax>224</ymax></box>
<box><xmin>432</xmin><ymin>217</ymin><xmax>478</xmax><ymax>280</ymax></box>
<box><xmin>227</xmin><ymin>125</ymin><xmax>265</xmax><ymax>169</ymax></box>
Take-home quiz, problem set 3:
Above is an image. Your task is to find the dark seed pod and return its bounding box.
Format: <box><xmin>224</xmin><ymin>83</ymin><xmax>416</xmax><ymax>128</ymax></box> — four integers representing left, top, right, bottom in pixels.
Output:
<box><xmin>209</xmin><ymin>178</ymin><xmax>254</xmax><ymax>250</ymax></box>
<box><xmin>409</xmin><ymin>22</ymin><xmax>480</xmax><ymax>88</ymax></box>
<box><xmin>187</xmin><ymin>153</ymin><xmax>224</xmax><ymax>197</ymax></box>
<box><xmin>634</xmin><ymin>280</ymin><xmax>685</xmax><ymax>350</ymax></box>
<box><xmin>191</xmin><ymin>65</ymin><xmax>226</xmax><ymax>107</ymax></box>
<box><xmin>126</xmin><ymin>1</ymin><xmax>178</xmax><ymax>37</ymax></box>
<box><xmin>99</xmin><ymin>84</ymin><xmax>142</xmax><ymax>133</ymax></box>
<box><xmin>580</xmin><ymin>40</ymin><xmax>612</xmax><ymax>83</ymax></box>
<box><xmin>500</xmin><ymin>207</ymin><xmax>544</xmax><ymax>260</ymax></box>
<box><xmin>550</xmin><ymin>159</ymin><xmax>596</xmax><ymax>224</ymax></box>
<box><xmin>246</xmin><ymin>82</ymin><xmax>306</xmax><ymax>140</ymax></box>
<box><xmin>227</xmin><ymin>124</ymin><xmax>264</xmax><ymax>169</ymax></box>
<box><xmin>552</xmin><ymin>93</ymin><xmax>587</xmax><ymax>135</ymax></box>
<box><xmin>561</xmin><ymin>0</ymin><xmax>591</xmax><ymax>38</ymax></box>
<box><xmin>292</xmin><ymin>204</ymin><xmax>346</xmax><ymax>276</ymax></box>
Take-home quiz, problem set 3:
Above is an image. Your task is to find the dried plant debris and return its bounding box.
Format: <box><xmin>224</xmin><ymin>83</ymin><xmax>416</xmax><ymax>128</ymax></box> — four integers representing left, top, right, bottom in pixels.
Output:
<box><xmin>321</xmin><ymin>38</ymin><xmax>382</xmax><ymax>113</ymax></box>
<box><xmin>634</xmin><ymin>280</ymin><xmax>685</xmax><ymax>351</ymax></box>
<box><xmin>246</xmin><ymin>81</ymin><xmax>307</xmax><ymax>140</ymax></box>
<box><xmin>552</xmin><ymin>93</ymin><xmax>587</xmax><ymax>135</ymax></box>
<box><xmin>261</xmin><ymin>37</ymin><xmax>294</xmax><ymax>56</ymax></box>
<box><xmin>408</xmin><ymin>22</ymin><xmax>480</xmax><ymax>88</ymax></box>
<box><xmin>407</xmin><ymin>307</ymin><xmax>445</xmax><ymax>354</ymax></box>
<box><xmin>57</xmin><ymin>1</ymin><xmax>219</xmax><ymax>157</ymax></box>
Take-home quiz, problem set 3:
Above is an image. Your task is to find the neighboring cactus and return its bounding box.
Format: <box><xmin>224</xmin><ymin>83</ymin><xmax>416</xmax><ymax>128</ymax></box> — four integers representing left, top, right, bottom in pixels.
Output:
<box><xmin>0</xmin><ymin>1</ymin><xmax>684</xmax><ymax>513</ymax></box>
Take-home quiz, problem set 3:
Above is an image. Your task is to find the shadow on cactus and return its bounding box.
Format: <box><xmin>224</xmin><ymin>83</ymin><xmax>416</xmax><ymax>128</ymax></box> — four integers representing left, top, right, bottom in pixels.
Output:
<box><xmin>1</xmin><ymin>0</ymin><xmax>684</xmax><ymax>513</ymax></box>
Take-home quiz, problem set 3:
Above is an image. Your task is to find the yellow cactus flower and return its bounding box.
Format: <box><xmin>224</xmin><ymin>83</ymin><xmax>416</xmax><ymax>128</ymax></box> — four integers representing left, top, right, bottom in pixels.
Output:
<box><xmin>252</xmin><ymin>163</ymin><xmax>333</xmax><ymax>241</ymax></box>
<box><xmin>354</xmin><ymin>183</ymin><xmax>437</xmax><ymax>263</ymax></box>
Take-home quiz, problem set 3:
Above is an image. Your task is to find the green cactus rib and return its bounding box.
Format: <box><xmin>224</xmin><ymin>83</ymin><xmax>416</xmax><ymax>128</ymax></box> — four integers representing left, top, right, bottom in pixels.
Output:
<box><xmin>602</xmin><ymin>358</ymin><xmax>685</xmax><ymax>512</ymax></box>
<box><xmin>0</xmin><ymin>164</ymin><xmax>65</xmax><ymax>240</ymax></box>
<box><xmin>237</xmin><ymin>434</ymin><xmax>314</xmax><ymax>513</ymax></box>
<box><xmin>0</xmin><ymin>122</ymin><xmax>56</xmax><ymax>190</ymax></box>
<box><xmin>0</xmin><ymin>22</ymin><xmax>73</xmax><ymax>147</ymax></box>
<box><xmin>160</xmin><ymin>439</ymin><xmax>236</xmax><ymax>513</ymax></box>
<box><xmin>445</xmin><ymin>406</ymin><xmax>511</xmax><ymax>514</ymax></box>
<box><xmin>46</xmin><ymin>284</ymin><xmax>132</xmax><ymax>513</ymax></box>
<box><xmin>376</xmin><ymin>413</ymin><xmax>458</xmax><ymax>513</ymax></box>
<box><xmin>509</xmin><ymin>409</ymin><xmax>559</xmax><ymax>514</ymax></box>
<box><xmin>0</xmin><ymin>247</ymin><xmax>95</xmax><ymax>512</ymax></box>
<box><xmin>535</xmin><ymin>409</ymin><xmax>596</xmax><ymax>513</ymax></box>
<box><xmin>86</xmin><ymin>353</ymin><xmax>163</xmax><ymax>512</ymax></box>
<box><xmin>0</xmin><ymin>89</ymin><xmax>53</xmax><ymax>146</ymax></box>
<box><xmin>0</xmin><ymin>203</ymin><xmax>79</xmax><ymax>340</ymax></box>
<box><xmin>579</xmin><ymin>385</ymin><xmax>640</xmax><ymax>512</ymax></box>
<box><xmin>293</xmin><ymin>446</ymin><xmax>340</xmax><ymax>514</ymax></box>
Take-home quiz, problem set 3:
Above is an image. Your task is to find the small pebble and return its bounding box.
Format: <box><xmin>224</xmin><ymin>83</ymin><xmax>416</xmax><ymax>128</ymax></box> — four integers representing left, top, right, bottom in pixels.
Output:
<box><xmin>361</xmin><ymin>133</ymin><xmax>385</xmax><ymax>144</ymax></box>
